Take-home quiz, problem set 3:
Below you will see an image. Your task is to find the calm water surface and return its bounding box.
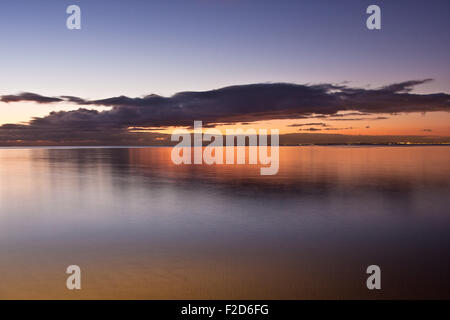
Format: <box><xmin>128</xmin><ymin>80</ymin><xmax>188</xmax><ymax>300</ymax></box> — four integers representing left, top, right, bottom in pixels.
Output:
<box><xmin>0</xmin><ymin>146</ymin><xmax>449</xmax><ymax>299</ymax></box>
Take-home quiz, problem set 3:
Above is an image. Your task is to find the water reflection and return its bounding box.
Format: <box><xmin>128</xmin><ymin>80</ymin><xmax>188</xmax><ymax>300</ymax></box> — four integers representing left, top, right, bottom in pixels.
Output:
<box><xmin>0</xmin><ymin>146</ymin><xmax>449</xmax><ymax>299</ymax></box>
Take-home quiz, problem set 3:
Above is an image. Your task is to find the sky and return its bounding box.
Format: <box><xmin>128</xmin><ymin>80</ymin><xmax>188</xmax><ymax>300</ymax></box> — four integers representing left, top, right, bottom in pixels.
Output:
<box><xmin>0</xmin><ymin>0</ymin><xmax>449</xmax><ymax>145</ymax></box>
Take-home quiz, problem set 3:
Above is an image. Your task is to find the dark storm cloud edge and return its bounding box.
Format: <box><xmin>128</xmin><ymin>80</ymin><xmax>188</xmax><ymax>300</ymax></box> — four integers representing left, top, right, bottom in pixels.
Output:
<box><xmin>2</xmin><ymin>79</ymin><xmax>449</xmax><ymax>127</ymax></box>
<box><xmin>0</xmin><ymin>79</ymin><xmax>449</xmax><ymax>145</ymax></box>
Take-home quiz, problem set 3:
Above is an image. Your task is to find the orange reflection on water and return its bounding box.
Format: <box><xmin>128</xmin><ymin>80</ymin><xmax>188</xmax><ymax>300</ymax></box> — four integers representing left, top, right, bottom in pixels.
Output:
<box><xmin>0</xmin><ymin>146</ymin><xmax>450</xmax><ymax>299</ymax></box>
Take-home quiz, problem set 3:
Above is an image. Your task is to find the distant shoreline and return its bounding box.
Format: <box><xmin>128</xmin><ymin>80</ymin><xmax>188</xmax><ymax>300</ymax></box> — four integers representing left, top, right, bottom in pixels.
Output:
<box><xmin>1</xmin><ymin>143</ymin><xmax>449</xmax><ymax>150</ymax></box>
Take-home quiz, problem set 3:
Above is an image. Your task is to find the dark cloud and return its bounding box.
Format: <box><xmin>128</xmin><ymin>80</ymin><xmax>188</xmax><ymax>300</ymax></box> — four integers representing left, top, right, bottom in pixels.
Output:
<box><xmin>298</xmin><ymin>128</ymin><xmax>323</xmax><ymax>132</ymax></box>
<box><xmin>328</xmin><ymin>112</ymin><xmax>372</xmax><ymax>117</ymax></box>
<box><xmin>298</xmin><ymin>126</ymin><xmax>355</xmax><ymax>132</ymax></box>
<box><xmin>1</xmin><ymin>92</ymin><xmax>63</xmax><ymax>104</ymax></box>
<box><xmin>379</xmin><ymin>79</ymin><xmax>433</xmax><ymax>93</ymax></box>
<box><xmin>0</xmin><ymin>79</ymin><xmax>449</xmax><ymax>145</ymax></box>
<box><xmin>322</xmin><ymin>127</ymin><xmax>355</xmax><ymax>131</ymax></box>
<box><xmin>330</xmin><ymin>116</ymin><xmax>389</xmax><ymax>121</ymax></box>
<box><xmin>59</xmin><ymin>96</ymin><xmax>87</xmax><ymax>104</ymax></box>
<box><xmin>288</xmin><ymin>122</ymin><xmax>328</xmax><ymax>127</ymax></box>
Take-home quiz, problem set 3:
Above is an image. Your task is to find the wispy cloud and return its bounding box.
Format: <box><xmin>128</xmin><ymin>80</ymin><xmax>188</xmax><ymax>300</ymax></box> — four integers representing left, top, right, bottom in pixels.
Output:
<box><xmin>288</xmin><ymin>122</ymin><xmax>329</xmax><ymax>127</ymax></box>
<box><xmin>329</xmin><ymin>117</ymin><xmax>389</xmax><ymax>121</ymax></box>
<box><xmin>1</xmin><ymin>92</ymin><xmax>63</xmax><ymax>104</ymax></box>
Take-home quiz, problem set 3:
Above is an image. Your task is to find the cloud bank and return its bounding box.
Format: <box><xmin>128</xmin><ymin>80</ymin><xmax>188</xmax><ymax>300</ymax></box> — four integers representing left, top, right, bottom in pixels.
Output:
<box><xmin>0</xmin><ymin>79</ymin><xmax>449</xmax><ymax>145</ymax></box>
